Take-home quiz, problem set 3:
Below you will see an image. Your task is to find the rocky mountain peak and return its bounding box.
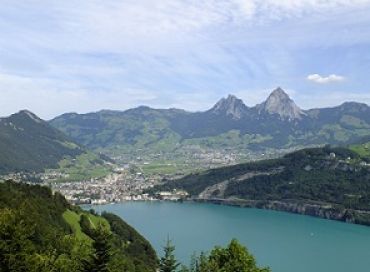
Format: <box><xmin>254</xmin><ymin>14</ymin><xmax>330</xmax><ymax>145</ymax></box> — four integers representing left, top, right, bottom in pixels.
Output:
<box><xmin>269</xmin><ymin>87</ymin><xmax>290</xmax><ymax>99</ymax></box>
<box><xmin>257</xmin><ymin>87</ymin><xmax>305</xmax><ymax>120</ymax></box>
<box><xmin>210</xmin><ymin>94</ymin><xmax>248</xmax><ymax>120</ymax></box>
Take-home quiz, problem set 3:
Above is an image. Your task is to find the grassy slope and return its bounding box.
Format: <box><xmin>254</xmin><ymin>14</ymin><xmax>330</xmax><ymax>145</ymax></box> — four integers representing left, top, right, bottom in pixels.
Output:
<box><xmin>350</xmin><ymin>141</ymin><xmax>370</xmax><ymax>160</ymax></box>
<box><xmin>52</xmin><ymin>151</ymin><xmax>112</xmax><ymax>181</ymax></box>
<box><xmin>62</xmin><ymin>209</ymin><xmax>110</xmax><ymax>242</ymax></box>
<box><xmin>63</xmin><ymin>209</ymin><xmax>91</xmax><ymax>240</ymax></box>
<box><xmin>62</xmin><ymin>210</ymin><xmax>109</xmax><ymax>240</ymax></box>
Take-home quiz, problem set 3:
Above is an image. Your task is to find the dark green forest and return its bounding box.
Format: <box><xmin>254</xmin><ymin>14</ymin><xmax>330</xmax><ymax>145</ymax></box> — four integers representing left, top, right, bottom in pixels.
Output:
<box><xmin>0</xmin><ymin>181</ymin><xmax>157</xmax><ymax>272</ymax></box>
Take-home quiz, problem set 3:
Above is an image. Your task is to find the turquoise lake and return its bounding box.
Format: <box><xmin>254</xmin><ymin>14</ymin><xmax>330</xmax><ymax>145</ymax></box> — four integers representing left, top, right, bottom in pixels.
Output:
<box><xmin>87</xmin><ymin>201</ymin><xmax>370</xmax><ymax>272</ymax></box>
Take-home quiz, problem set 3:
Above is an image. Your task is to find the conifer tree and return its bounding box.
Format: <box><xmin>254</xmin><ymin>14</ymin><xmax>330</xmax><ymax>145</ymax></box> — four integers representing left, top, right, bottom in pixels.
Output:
<box><xmin>159</xmin><ymin>237</ymin><xmax>180</xmax><ymax>272</ymax></box>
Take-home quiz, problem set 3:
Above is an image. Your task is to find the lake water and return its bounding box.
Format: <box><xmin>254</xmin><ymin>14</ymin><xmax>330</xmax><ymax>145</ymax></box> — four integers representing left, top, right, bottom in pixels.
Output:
<box><xmin>86</xmin><ymin>201</ymin><xmax>370</xmax><ymax>272</ymax></box>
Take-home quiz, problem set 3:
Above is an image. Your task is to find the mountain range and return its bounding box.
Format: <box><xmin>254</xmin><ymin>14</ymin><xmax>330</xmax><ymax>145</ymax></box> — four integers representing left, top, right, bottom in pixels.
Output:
<box><xmin>50</xmin><ymin>87</ymin><xmax>370</xmax><ymax>156</ymax></box>
<box><xmin>1</xmin><ymin>87</ymin><xmax>369</xmax><ymax>174</ymax></box>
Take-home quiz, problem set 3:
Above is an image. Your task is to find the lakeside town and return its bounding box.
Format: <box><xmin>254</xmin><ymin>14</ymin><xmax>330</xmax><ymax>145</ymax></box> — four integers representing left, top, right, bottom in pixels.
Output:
<box><xmin>3</xmin><ymin>145</ymin><xmax>363</xmax><ymax>206</ymax></box>
<box><xmin>49</xmin><ymin>171</ymin><xmax>189</xmax><ymax>205</ymax></box>
<box><xmin>1</xmin><ymin>144</ymin><xmax>304</xmax><ymax>204</ymax></box>
<box><xmin>0</xmin><ymin>166</ymin><xmax>189</xmax><ymax>205</ymax></box>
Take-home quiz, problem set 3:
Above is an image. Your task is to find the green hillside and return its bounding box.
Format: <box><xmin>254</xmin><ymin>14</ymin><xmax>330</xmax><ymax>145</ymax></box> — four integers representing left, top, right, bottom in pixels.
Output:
<box><xmin>349</xmin><ymin>137</ymin><xmax>370</xmax><ymax>161</ymax></box>
<box><xmin>0</xmin><ymin>110</ymin><xmax>84</xmax><ymax>174</ymax></box>
<box><xmin>62</xmin><ymin>209</ymin><xmax>109</xmax><ymax>241</ymax></box>
<box><xmin>0</xmin><ymin>181</ymin><xmax>158</xmax><ymax>271</ymax></box>
<box><xmin>151</xmin><ymin>146</ymin><xmax>370</xmax><ymax>225</ymax></box>
<box><xmin>0</xmin><ymin>110</ymin><xmax>112</xmax><ymax>180</ymax></box>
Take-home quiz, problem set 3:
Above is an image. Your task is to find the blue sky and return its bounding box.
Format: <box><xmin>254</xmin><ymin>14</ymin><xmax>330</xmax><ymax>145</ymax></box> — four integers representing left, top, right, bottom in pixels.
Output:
<box><xmin>1</xmin><ymin>0</ymin><xmax>370</xmax><ymax>119</ymax></box>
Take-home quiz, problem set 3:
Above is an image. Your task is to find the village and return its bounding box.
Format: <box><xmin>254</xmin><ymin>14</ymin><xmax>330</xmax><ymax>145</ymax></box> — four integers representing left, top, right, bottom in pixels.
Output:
<box><xmin>0</xmin><ymin>165</ymin><xmax>189</xmax><ymax>205</ymax></box>
<box><xmin>49</xmin><ymin>171</ymin><xmax>189</xmax><ymax>205</ymax></box>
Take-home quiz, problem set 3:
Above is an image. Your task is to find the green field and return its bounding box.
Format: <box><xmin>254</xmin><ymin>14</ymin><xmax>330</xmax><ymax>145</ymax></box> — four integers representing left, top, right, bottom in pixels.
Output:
<box><xmin>350</xmin><ymin>141</ymin><xmax>370</xmax><ymax>159</ymax></box>
<box><xmin>140</xmin><ymin>161</ymin><xmax>205</xmax><ymax>175</ymax></box>
<box><xmin>62</xmin><ymin>209</ymin><xmax>110</xmax><ymax>242</ymax></box>
<box><xmin>49</xmin><ymin>151</ymin><xmax>112</xmax><ymax>182</ymax></box>
<box><xmin>141</xmin><ymin>163</ymin><xmax>177</xmax><ymax>174</ymax></box>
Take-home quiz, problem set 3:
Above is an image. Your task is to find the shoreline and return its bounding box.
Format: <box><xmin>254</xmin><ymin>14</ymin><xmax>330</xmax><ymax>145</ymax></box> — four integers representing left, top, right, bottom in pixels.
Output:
<box><xmin>190</xmin><ymin>198</ymin><xmax>370</xmax><ymax>227</ymax></box>
<box><xmin>83</xmin><ymin>197</ymin><xmax>370</xmax><ymax>227</ymax></box>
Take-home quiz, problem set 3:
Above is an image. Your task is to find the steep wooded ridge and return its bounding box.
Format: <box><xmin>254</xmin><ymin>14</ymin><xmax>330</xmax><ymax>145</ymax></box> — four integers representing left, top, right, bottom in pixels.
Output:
<box><xmin>0</xmin><ymin>110</ymin><xmax>109</xmax><ymax>176</ymax></box>
<box><xmin>151</xmin><ymin>145</ymin><xmax>370</xmax><ymax>226</ymax></box>
<box><xmin>50</xmin><ymin>87</ymin><xmax>370</xmax><ymax>154</ymax></box>
<box><xmin>0</xmin><ymin>110</ymin><xmax>84</xmax><ymax>173</ymax></box>
<box><xmin>0</xmin><ymin>181</ymin><xmax>157</xmax><ymax>271</ymax></box>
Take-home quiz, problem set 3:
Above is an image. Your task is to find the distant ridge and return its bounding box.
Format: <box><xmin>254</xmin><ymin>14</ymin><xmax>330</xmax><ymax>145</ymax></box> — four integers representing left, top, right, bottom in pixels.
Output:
<box><xmin>50</xmin><ymin>87</ymin><xmax>370</xmax><ymax>154</ymax></box>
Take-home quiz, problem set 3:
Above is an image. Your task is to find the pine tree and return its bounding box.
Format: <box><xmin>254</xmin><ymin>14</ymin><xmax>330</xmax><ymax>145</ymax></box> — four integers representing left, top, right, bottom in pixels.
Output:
<box><xmin>159</xmin><ymin>237</ymin><xmax>180</xmax><ymax>272</ymax></box>
<box><xmin>86</xmin><ymin>224</ymin><xmax>112</xmax><ymax>272</ymax></box>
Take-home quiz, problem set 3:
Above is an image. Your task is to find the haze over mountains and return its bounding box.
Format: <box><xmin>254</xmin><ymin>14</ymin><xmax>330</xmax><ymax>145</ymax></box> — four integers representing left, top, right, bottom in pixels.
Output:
<box><xmin>50</xmin><ymin>87</ymin><xmax>370</xmax><ymax>155</ymax></box>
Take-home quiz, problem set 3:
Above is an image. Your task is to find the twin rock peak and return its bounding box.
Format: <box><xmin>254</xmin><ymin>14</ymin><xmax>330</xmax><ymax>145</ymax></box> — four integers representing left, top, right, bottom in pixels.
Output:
<box><xmin>210</xmin><ymin>87</ymin><xmax>304</xmax><ymax>121</ymax></box>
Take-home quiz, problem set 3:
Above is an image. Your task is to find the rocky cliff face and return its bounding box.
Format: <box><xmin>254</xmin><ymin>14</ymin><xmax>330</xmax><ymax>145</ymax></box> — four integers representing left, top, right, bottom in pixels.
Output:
<box><xmin>209</xmin><ymin>88</ymin><xmax>305</xmax><ymax>121</ymax></box>
<box><xmin>255</xmin><ymin>87</ymin><xmax>305</xmax><ymax>120</ymax></box>
<box><xmin>209</xmin><ymin>94</ymin><xmax>249</xmax><ymax>120</ymax></box>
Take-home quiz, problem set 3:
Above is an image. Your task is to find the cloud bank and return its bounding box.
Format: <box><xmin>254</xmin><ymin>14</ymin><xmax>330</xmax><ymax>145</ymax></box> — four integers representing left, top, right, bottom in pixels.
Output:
<box><xmin>307</xmin><ymin>74</ymin><xmax>345</xmax><ymax>84</ymax></box>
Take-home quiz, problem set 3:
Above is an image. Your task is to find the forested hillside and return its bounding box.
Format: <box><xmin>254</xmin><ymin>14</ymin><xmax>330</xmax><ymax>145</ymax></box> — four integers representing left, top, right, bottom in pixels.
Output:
<box><xmin>0</xmin><ymin>110</ymin><xmax>112</xmax><ymax>181</ymax></box>
<box><xmin>0</xmin><ymin>181</ymin><xmax>157</xmax><ymax>271</ymax></box>
<box><xmin>0</xmin><ymin>110</ymin><xmax>85</xmax><ymax>174</ymax></box>
<box><xmin>152</xmin><ymin>146</ymin><xmax>370</xmax><ymax>225</ymax></box>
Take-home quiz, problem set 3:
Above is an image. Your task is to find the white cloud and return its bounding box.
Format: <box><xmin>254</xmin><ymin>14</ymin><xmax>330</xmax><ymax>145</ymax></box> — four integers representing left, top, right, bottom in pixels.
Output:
<box><xmin>307</xmin><ymin>74</ymin><xmax>345</xmax><ymax>84</ymax></box>
<box><xmin>255</xmin><ymin>0</ymin><xmax>370</xmax><ymax>18</ymax></box>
